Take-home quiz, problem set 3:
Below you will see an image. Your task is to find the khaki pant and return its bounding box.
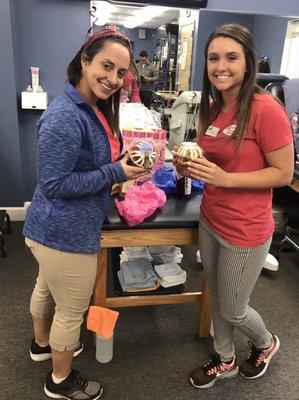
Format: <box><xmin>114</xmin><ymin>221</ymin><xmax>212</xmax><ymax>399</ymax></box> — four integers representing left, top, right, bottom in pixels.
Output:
<box><xmin>25</xmin><ymin>238</ymin><xmax>97</xmax><ymax>352</ymax></box>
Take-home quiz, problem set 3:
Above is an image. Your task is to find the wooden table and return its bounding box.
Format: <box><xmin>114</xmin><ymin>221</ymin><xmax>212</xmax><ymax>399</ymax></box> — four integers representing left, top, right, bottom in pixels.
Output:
<box><xmin>93</xmin><ymin>194</ymin><xmax>211</xmax><ymax>338</ymax></box>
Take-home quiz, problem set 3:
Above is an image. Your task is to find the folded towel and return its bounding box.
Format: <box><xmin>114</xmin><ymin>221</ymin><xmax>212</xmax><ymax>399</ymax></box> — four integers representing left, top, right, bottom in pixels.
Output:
<box><xmin>158</xmin><ymin>278</ymin><xmax>186</xmax><ymax>288</ymax></box>
<box><xmin>123</xmin><ymin>247</ymin><xmax>152</xmax><ymax>260</ymax></box>
<box><xmin>120</xmin><ymin>253</ymin><xmax>152</xmax><ymax>263</ymax></box>
<box><xmin>120</xmin><ymin>259</ymin><xmax>156</xmax><ymax>286</ymax></box>
<box><xmin>148</xmin><ymin>245</ymin><xmax>181</xmax><ymax>256</ymax></box>
<box><xmin>154</xmin><ymin>262</ymin><xmax>186</xmax><ymax>281</ymax></box>
<box><xmin>87</xmin><ymin>306</ymin><xmax>119</xmax><ymax>339</ymax></box>
<box><xmin>117</xmin><ymin>270</ymin><xmax>159</xmax><ymax>292</ymax></box>
<box><xmin>152</xmin><ymin>253</ymin><xmax>183</xmax><ymax>264</ymax></box>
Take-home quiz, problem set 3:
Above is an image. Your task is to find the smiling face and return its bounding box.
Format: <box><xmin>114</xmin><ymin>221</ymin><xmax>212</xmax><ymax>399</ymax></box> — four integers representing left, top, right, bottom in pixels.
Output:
<box><xmin>207</xmin><ymin>36</ymin><xmax>246</xmax><ymax>101</ymax></box>
<box><xmin>78</xmin><ymin>41</ymin><xmax>130</xmax><ymax>105</ymax></box>
<box><xmin>139</xmin><ymin>55</ymin><xmax>148</xmax><ymax>65</ymax></box>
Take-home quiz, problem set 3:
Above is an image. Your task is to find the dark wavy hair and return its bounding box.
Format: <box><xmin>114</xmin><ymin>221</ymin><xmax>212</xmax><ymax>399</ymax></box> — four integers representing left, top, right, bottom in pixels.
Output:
<box><xmin>130</xmin><ymin>58</ymin><xmax>141</xmax><ymax>87</ymax></box>
<box><xmin>67</xmin><ymin>33</ymin><xmax>132</xmax><ymax>137</ymax></box>
<box><xmin>199</xmin><ymin>23</ymin><xmax>266</xmax><ymax>147</ymax></box>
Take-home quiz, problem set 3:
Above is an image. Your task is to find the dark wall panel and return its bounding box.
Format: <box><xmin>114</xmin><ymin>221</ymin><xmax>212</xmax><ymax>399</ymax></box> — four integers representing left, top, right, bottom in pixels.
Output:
<box><xmin>0</xmin><ymin>0</ymin><xmax>23</xmax><ymax>206</ymax></box>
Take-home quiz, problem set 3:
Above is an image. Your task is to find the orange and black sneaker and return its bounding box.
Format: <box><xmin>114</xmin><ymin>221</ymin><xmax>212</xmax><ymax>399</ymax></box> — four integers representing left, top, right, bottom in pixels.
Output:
<box><xmin>239</xmin><ymin>334</ymin><xmax>280</xmax><ymax>379</ymax></box>
<box><xmin>189</xmin><ymin>353</ymin><xmax>238</xmax><ymax>389</ymax></box>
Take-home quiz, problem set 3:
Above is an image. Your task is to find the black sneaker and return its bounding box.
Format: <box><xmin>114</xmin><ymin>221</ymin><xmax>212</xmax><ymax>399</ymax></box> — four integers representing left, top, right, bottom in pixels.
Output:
<box><xmin>189</xmin><ymin>353</ymin><xmax>238</xmax><ymax>389</ymax></box>
<box><xmin>30</xmin><ymin>339</ymin><xmax>84</xmax><ymax>361</ymax></box>
<box><xmin>44</xmin><ymin>369</ymin><xmax>103</xmax><ymax>400</ymax></box>
<box><xmin>239</xmin><ymin>334</ymin><xmax>280</xmax><ymax>379</ymax></box>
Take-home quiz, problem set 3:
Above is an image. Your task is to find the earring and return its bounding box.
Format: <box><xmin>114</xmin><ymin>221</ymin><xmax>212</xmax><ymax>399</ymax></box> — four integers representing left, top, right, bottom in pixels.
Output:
<box><xmin>112</xmin><ymin>94</ymin><xmax>115</xmax><ymax>114</ymax></box>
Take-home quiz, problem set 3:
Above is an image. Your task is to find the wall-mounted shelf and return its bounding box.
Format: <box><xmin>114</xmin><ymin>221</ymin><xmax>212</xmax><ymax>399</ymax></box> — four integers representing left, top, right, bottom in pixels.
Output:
<box><xmin>21</xmin><ymin>91</ymin><xmax>48</xmax><ymax>110</ymax></box>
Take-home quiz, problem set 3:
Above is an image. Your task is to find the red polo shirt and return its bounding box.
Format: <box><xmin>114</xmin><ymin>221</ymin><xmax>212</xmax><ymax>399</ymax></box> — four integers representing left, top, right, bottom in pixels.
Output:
<box><xmin>198</xmin><ymin>93</ymin><xmax>293</xmax><ymax>247</ymax></box>
<box><xmin>95</xmin><ymin>109</ymin><xmax>120</xmax><ymax>162</ymax></box>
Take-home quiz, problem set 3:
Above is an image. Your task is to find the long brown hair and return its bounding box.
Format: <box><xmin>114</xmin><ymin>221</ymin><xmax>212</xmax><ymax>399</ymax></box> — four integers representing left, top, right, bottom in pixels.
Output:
<box><xmin>199</xmin><ymin>23</ymin><xmax>266</xmax><ymax>147</ymax></box>
<box><xmin>67</xmin><ymin>30</ymin><xmax>132</xmax><ymax>137</ymax></box>
<box><xmin>130</xmin><ymin>58</ymin><xmax>141</xmax><ymax>87</ymax></box>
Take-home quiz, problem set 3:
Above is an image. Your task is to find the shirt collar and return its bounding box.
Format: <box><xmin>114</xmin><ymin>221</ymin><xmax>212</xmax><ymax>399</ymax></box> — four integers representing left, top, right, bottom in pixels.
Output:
<box><xmin>65</xmin><ymin>82</ymin><xmax>88</xmax><ymax>105</ymax></box>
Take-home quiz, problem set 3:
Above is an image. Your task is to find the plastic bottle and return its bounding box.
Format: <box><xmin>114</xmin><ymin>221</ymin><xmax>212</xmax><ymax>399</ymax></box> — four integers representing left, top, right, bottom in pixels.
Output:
<box><xmin>95</xmin><ymin>334</ymin><xmax>113</xmax><ymax>363</ymax></box>
<box><xmin>176</xmin><ymin>172</ymin><xmax>191</xmax><ymax>200</ymax></box>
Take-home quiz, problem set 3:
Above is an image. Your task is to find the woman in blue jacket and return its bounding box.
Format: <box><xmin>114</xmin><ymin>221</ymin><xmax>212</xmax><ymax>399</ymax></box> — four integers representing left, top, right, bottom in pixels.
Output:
<box><xmin>23</xmin><ymin>29</ymin><xmax>147</xmax><ymax>400</ymax></box>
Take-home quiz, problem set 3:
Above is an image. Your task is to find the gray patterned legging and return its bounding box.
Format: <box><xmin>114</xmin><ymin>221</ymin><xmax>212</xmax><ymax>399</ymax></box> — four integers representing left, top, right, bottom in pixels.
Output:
<box><xmin>199</xmin><ymin>215</ymin><xmax>273</xmax><ymax>361</ymax></box>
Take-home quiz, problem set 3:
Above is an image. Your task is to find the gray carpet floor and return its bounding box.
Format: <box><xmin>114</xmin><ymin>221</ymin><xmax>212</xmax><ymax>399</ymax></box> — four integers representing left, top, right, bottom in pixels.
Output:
<box><xmin>0</xmin><ymin>222</ymin><xmax>298</xmax><ymax>400</ymax></box>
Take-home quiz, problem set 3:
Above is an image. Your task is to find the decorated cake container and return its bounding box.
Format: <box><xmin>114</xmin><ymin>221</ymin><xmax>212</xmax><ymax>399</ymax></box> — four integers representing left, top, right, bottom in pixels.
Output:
<box><xmin>128</xmin><ymin>138</ymin><xmax>159</xmax><ymax>169</ymax></box>
<box><xmin>176</xmin><ymin>142</ymin><xmax>204</xmax><ymax>165</ymax></box>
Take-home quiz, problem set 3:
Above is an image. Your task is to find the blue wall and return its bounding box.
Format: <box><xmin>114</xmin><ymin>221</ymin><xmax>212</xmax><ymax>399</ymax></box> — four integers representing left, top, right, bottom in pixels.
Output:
<box><xmin>205</xmin><ymin>0</ymin><xmax>299</xmax><ymax>17</ymax></box>
<box><xmin>13</xmin><ymin>0</ymin><xmax>89</xmax><ymax>201</ymax></box>
<box><xmin>0</xmin><ymin>0</ymin><xmax>90</xmax><ymax>206</ymax></box>
<box><xmin>191</xmin><ymin>11</ymin><xmax>255</xmax><ymax>91</ymax></box>
<box><xmin>1</xmin><ymin>0</ymin><xmax>297</xmax><ymax>206</ymax></box>
<box><xmin>121</xmin><ymin>27</ymin><xmax>157</xmax><ymax>60</ymax></box>
<box><xmin>191</xmin><ymin>11</ymin><xmax>290</xmax><ymax>90</ymax></box>
<box><xmin>253</xmin><ymin>15</ymin><xmax>289</xmax><ymax>73</ymax></box>
<box><xmin>0</xmin><ymin>0</ymin><xmax>23</xmax><ymax>206</ymax></box>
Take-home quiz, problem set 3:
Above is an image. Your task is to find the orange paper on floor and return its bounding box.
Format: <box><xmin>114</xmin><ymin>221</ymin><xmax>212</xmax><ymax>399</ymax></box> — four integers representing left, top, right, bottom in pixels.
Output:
<box><xmin>87</xmin><ymin>306</ymin><xmax>119</xmax><ymax>339</ymax></box>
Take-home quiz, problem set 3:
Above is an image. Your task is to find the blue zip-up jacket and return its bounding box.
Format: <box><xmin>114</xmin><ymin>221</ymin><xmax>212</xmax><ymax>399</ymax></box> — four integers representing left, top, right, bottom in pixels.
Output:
<box><xmin>23</xmin><ymin>83</ymin><xmax>127</xmax><ymax>253</ymax></box>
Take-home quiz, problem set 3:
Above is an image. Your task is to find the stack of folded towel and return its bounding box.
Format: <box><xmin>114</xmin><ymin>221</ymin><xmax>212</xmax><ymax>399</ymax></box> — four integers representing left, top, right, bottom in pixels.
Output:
<box><xmin>121</xmin><ymin>247</ymin><xmax>152</xmax><ymax>262</ymax></box>
<box><xmin>117</xmin><ymin>247</ymin><xmax>158</xmax><ymax>292</ymax></box>
<box><xmin>147</xmin><ymin>245</ymin><xmax>183</xmax><ymax>264</ymax></box>
<box><xmin>154</xmin><ymin>262</ymin><xmax>187</xmax><ymax>288</ymax></box>
<box><xmin>117</xmin><ymin>246</ymin><xmax>186</xmax><ymax>292</ymax></box>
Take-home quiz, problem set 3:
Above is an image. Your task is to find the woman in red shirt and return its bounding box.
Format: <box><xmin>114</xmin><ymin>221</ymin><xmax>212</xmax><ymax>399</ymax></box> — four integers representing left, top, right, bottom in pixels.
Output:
<box><xmin>173</xmin><ymin>24</ymin><xmax>294</xmax><ymax>389</ymax></box>
<box><xmin>121</xmin><ymin>60</ymin><xmax>141</xmax><ymax>103</ymax></box>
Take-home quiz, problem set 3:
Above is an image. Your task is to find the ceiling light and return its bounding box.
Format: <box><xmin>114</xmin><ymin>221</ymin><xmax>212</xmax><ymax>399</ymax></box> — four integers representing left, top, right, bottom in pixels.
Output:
<box><xmin>92</xmin><ymin>1</ymin><xmax>117</xmax><ymax>26</ymax></box>
<box><xmin>122</xmin><ymin>6</ymin><xmax>169</xmax><ymax>28</ymax></box>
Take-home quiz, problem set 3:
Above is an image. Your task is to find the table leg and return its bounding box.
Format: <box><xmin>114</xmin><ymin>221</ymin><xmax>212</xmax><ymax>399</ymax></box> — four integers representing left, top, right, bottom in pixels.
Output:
<box><xmin>198</xmin><ymin>278</ymin><xmax>211</xmax><ymax>338</ymax></box>
<box><xmin>94</xmin><ymin>249</ymin><xmax>108</xmax><ymax>307</ymax></box>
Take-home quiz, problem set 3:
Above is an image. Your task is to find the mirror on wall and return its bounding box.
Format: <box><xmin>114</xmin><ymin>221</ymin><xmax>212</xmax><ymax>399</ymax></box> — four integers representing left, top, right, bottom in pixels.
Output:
<box><xmin>89</xmin><ymin>1</ymin><xmax>198</xmax><ymax>93</ymax></box>
<box><xmin>89</xmin><ymin>2</ymin><xmax>299</xmax><ymax>151</ymax></box>
<box><xmin>89</xmin><ymin>2</ymin><xmax>299</xmax><ymax>92</ymax></box>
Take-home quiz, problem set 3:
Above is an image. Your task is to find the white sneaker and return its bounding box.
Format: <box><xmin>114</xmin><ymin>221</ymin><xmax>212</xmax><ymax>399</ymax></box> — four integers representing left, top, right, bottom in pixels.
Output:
<box><xmin>196</xmin><ymin>250</ymin><xmax>201</xmax><ymax>263</ymax></box>
<box><xmin>263</xmin><ymin>253</ymin><xmax>279</xmax><ymax>271</ymax></box>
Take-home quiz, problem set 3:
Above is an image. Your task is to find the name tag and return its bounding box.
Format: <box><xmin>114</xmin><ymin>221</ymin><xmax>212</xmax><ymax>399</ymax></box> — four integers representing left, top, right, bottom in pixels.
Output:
<box><xmin>223</xmin><ymin>125</ymin><xmax>237</xmax><ymax>136</ymax></box>
<box><xmin>205</xmin><ymin>125</ymin><xmax>220</xmax><ymax>137</ymax></box>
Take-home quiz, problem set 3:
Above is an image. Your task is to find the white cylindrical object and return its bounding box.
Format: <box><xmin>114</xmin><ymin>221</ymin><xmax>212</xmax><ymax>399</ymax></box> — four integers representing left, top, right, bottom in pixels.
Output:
<box><xmin>30</xmin><ymin>67</ymin><xmax>39</xmax><ymax>92</ymax></box>
<box><xmin>96</xmin><ymin>334</ymin><xmax>113</xmax><ymax>363</ymax></box>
